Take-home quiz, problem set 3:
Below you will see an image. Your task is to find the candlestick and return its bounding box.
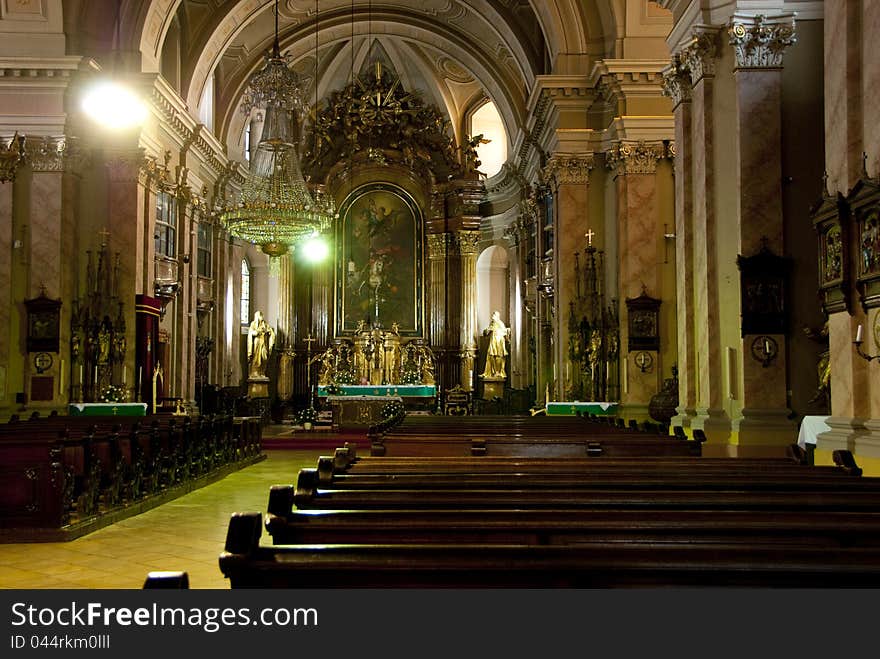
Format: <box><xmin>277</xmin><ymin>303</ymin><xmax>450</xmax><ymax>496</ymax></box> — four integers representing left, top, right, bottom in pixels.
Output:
<box><xmin>856</xmin><ymin>324</ymin><xmax>863</xmax><ymax>343</ymax></box>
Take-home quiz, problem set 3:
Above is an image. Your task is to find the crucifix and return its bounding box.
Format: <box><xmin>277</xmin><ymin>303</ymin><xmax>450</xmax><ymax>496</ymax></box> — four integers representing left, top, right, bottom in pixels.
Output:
<box><xmin>585</xmin><ymin>228</ymin><xmax>595</xmax><ymax>247</ymax></box>
<box><xmin>98</xmin><ymin>227</ymin><xmax>111</xmax><ymax>247</ymax></box>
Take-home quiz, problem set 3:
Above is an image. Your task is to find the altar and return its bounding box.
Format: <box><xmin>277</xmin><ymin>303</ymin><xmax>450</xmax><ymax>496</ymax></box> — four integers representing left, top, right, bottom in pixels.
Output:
<box><xmin>318</xmin><ymin>384</ymin><xmax>436</xmax><ymax>398</ymax></box>
<box><xmin>546</xmin><ymin>401</ymin><xmax>619</xmax><ymax>417</ymax></box>
<box><xmin>325</xmin><ymin>395</ymin><xmax>404</xmax><ymax>429</ymax></box>
<box><xmin>69</xmin><ymin>402</ymin><xmax>148</xmax><ymax>417</ymax></box>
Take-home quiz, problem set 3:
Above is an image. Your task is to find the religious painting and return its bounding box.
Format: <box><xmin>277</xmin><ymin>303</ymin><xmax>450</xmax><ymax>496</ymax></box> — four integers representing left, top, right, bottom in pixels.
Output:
<box><xmin>336</xmin><ymin>183</ymin><xmax>423</xmax><ymax>336</ymax></box>
<box><xmin>848</xmin><ymin>177</ymin><xmax>880</xmax><ymax>309</ymax></box>
<box><xmin>736</xmin><ymin>243</ymin><xmax>790</xmax><ymax>336</ymax></box>
<box><xmin>811</xmin><ymin>190</ymin><xmax>849</xmax><ymax>315</ymax></box>
<box><xmin>24</xmin><ymin>289</ymin><xmax>61</xmax><ymax>353</ymax></box>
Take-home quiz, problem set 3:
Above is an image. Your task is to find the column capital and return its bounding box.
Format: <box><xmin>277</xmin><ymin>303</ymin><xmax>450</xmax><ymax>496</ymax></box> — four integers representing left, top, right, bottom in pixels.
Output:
<box><xmin>0</xmin><ymin>133</ymin><xmax>25</xmax><ymax>182</ymax></box>
<box><xmin>606</xmin><ymin>140</ymin><xmax>667</xmax><ymax>175</ymax></box>
<box><xmin>728</xmin><ymin>13</ymin><xmax>797</xmax><ymax>70</ymax></box>
<box><xmin>427</xmin><ymin>232</ymin><xmax>452</xmax><ymax>258</ymax></box>
<box><xmin>680</xmin><ymin>27</ymin><xmax>723</xmax><ymax>84</ymax></box>
<box><xmin>661</xmin><ymin>54</ymin><xmax>692</xmax><ymax>108</ymax></box>
<box><xmin>454</xmin><ymin>230</ymin><xmax>481</xmax><ymax>256</ymax></box>
<box><xmin>542</xmin><ymin>153</ymin><xmax>594</xmax><ymax>185</ymax></box>
<box><xmin>104</xmin><ymin>149</ymin><xmax>148</xmax><ymax>184</ymax></box>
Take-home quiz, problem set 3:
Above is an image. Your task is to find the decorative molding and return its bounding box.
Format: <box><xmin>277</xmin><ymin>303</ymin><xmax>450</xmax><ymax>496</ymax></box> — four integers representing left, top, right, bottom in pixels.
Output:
<box><xmin>0</xmin><ymin>133</ymin><xmax>25</xmax><ymax>182</ymax></box>
<box><xmin>543</xmin><ymin>153</ymin><xmax>594</xmax><ymax>185</ymax></box>
<box><xmin>605</xmin><ymin>141</ymin><xmax>667</xmax><ymax>175</ymax></box>
<box><xmin>728</xmin><ymin>14</ymin><xmax>797</xmax><ymax>70</ymax></box>
<box><xmin>681</xmin><ymin>29</ymin><xmax>722</xmax><ymax>84</ymax></box>
<box><xmin>24</xmin><ymin>135</ymin><xmax>66</xmax><ymax>173</ymax></box>
<box><xmin>104</xmin><ymin>150</ymin><xmax>148</xmax><ymax>184</ymax></box>
<box><xmin>661</xmin><ymin>54</ymin><xmax>692</xmax><ymax>108</ymax></box>
<box><xmin>427</xmin><ymin>233</ymin><xmax>452</xmax><ymax>258</ymax></box>
<box><xmin>455</xmin><ymin>230</ymin><xmax>481</xmax><ymax>256</ymax></box>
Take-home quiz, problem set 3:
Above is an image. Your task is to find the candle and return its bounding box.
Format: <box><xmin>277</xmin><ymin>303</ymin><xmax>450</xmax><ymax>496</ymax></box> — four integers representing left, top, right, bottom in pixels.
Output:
<box><xmin>123</xmin><ymin>366</ymin><xmax>127</xmax><ymax>385</ymax></box>
<box><xmin>79</xmin><ymin>364</ymin><xmax>83</xmax><ymax>384</ymax></box>
<box><xmin>856</xmin><ymin>324</ymin><xmax>863</xmax><ymax>343</ymax></box>
<box><xmin>59</xmin><ymin>360</ymin><xmax>64</xmax><ymax>396</ymax></box>
<box><xmin>764</xmin><ymin>339</ymin><xmax>771</xmax><ymax>354</ymax></box>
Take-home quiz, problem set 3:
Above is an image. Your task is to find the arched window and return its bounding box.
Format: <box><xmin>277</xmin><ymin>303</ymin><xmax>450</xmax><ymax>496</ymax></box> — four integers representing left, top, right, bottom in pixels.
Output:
<box><xmin>469</xmin><ymin>101</ymin><xmax>507</xmax><ymax>178</ymax></box>
<box><xmin>244</xmin><ymin>123</ymin><xmax>251</xmax><ymax>163</ymax></box>
<box><xmin>240</xmin><ymin>259</ymin><xmax>251</xmax><ymax>326</ymax></box>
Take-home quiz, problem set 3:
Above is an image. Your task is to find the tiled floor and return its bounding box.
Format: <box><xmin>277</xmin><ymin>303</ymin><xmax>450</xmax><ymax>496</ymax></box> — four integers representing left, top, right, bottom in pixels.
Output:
<box><xmin>0</xmin><ymin>450</ymin><xmax>324</xmax><ymax>589</ymax></box>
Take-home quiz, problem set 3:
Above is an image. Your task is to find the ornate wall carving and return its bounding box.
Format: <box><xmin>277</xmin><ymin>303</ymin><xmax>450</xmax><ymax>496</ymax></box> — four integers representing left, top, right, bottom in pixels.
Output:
<box><xmin>542</xmin><ymin>153</ymin><xmax>594</xmax><ymax>185</ymax></box>
<box><xmin>728</xmin><ymin>14</ymin><xmax>797</xmax><ymax>69</ymax></box>
<box><xmin>605</xmin><ymin>141</ymin><xmax>667</xmax><ymax>176</ymax></box>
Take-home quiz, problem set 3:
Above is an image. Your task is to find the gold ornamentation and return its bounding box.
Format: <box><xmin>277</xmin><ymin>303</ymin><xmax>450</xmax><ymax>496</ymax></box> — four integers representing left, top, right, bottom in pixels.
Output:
<box><xmin>661</xmin><ymin>54</ymin><xmax>692</xmax><ymax>107</ymax></box>
<box><xmin>427</xmin><ymin>233</ymin><xmax>451</xmax><ymax>258</ymax></box>
<box><xmin>728</xmin><ymin>14</ymin><xmax>797</xmax><ymax>69</ymax></box>
<box><xmin>605</xmin><ymin>141</ymin><xmax>666</xmax><ymax>175</ymax></box>
<box><xmin>455</xmin><ymin>230</ymin><xmax>481</xmax><ymax>256</ymax></box>
<box><xmin>542</xmin><ymin>153</ymin><xmax>594</xmax><ymax>185</ymax></box>
<box><xmin>0</xmin><ymin>133</ymin><xmax>25</xmax><ymax>182</ymax></box>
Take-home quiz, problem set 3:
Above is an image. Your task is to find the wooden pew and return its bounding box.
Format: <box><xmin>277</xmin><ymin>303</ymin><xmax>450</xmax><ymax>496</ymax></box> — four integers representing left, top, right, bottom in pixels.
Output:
<box><xmin>220</xmin><ymin>512</ymin><xmax>880</xmax><ymax>588</ymax></box>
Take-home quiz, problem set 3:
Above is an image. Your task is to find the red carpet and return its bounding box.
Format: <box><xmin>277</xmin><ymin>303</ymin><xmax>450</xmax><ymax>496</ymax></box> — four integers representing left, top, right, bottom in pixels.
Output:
<box><xmin>260</xmin><ymin>425</ymin><xmax>370</xmax><ymax>450</ymax></box>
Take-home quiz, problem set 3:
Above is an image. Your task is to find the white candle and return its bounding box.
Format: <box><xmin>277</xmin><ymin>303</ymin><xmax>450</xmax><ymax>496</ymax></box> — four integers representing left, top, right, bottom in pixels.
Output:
<box><xmin>59</xmin><ymin>360</ymin><xmax>64</xmax><ymax>396</ymax></box>
<box><xmin>123</xmin><ymin>366</ymin><xmax>127</xmax><ymax>385</ymax></box>
<box><xmin>856</xmin><ymin>324</ymin><xmax>863</xmax><ymax>343</ymax></box>
<box><xmin>79</xmin><ymin>364</ymin><xmax>83</xmax><ymax>384</ymax></box>
<box><xmin>764</xmin><ymin>339</ymin><xmax>771</xmax><ymax>354</ymax></box>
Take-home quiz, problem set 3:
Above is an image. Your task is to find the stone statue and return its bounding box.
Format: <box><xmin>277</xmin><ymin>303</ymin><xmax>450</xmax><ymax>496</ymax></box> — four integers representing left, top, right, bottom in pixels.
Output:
<box><xmin>481</xmin><ymin>310</ymin><xmax>510</xmax><ymax>379</ymax></box>
<box><xmin>246</xmin><ymin>310</ymin><xmax>275</xmax><ymax>379</ymax></box>
<box><xmin>97</xmin><ymin>323</ymin><xmax>111</xmax><ymax>364</ymax></box>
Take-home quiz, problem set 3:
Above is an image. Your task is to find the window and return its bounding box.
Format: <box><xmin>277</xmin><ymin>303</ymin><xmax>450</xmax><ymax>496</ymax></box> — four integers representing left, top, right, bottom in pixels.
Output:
<box><xmin>244</xmin><ymin>123</ymin><xmax>251</xmax><ymax>163</ymax></box>
<box><xmin>155</xmin><ymin>190</ymin><xmax>177</xmax><ymax>258</ymax></box>
<box><xmin>469</xmin><ymin>101</ymin><xmax>507</xmax><ymax>178</ymax></box>
<box><xmin>197</xmin><ymin>222</ymin><xmax>212</xmax><ymax>278</ymax></box>
<box><xmin>240</xmin><ymin>259</ymin><xmax>251</xmax><ymax>326</ymax></box>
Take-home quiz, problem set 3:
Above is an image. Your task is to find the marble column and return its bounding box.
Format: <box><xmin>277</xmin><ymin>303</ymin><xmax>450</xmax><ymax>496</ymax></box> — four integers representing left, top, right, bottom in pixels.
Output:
<box><xmin>104</xmin><ymin>149</ymin><xmax>147</xmax><ymax>406</ymax></box>
<box><xmin>0</xmin><ymin>177</ymin><xmax>13</xmax><ymax>407</ymax></box>
<box><xmin>456</xmin><ymin>230</ymin><xmax>480</xmax><ymax>391</ymax></box>
<box><xmin>728</xmin><ymin>14</ymin><xmax>798</xmax><ymax>452</ymax></box>
<box><xmin>607</xmin><ymin>141</ymin><xmax>666</xmax><ymax>417</ymax></box>
<box><xmin>543</xmin><ymin>154</ymin><xmax>593</xmax><ymax>400</ymax></box>
<box><xmin>663</xmin><ymin>57</ymin><xmax>697</xmax><ymax>430</ymax></box>
<box><xmin>682</xmin><ymin>28</ymin><xmax>730</xmax><ymax>443</ymax></box>
<box><xmin>427</xmin><ymin>233</ymin><xmax>450</xmax><ymax>349</ymax></box>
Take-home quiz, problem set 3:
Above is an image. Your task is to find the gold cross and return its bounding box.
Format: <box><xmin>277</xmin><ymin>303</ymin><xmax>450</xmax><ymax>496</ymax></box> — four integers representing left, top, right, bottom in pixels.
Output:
<box><xmin>585</xmin><ymin>229</ymin><xmax>595</xmax><ymax>246</ymax></box>
<box><xmin>98</xmin><ymin>227</ymin><xmax>110</xmax><ymax>246</ymax></box>
<box><xmin>111</xmin><ymin>406</ymin><xmax>119</xmax><ymax>415</ymax></box>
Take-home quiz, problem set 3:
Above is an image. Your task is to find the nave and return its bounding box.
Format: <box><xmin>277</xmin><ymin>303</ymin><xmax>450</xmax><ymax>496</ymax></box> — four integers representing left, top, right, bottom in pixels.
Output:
<box><xmin>0</xmin><ymin>449</ymin><xmax>321</xmax><ymax>589</ymax></box>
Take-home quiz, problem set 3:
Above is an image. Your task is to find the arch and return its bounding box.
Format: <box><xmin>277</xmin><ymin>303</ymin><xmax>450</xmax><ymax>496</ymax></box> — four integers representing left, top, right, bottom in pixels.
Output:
<box><xmin>476</xmin><ymin>245</ymin><xmax>510</xmax><ymax>333</ymax></box>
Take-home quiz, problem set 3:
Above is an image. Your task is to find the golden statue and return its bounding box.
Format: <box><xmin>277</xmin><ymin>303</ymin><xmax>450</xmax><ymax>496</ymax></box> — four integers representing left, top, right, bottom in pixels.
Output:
<box><xmin>246</xmin><ymin>310</ymin><xmax>276</xmax><ymax>379</ymax></box>
<box><xmin>481</xmin><ymin>311</ymin><xmax>510</xmax><ymax>379</ymax></box>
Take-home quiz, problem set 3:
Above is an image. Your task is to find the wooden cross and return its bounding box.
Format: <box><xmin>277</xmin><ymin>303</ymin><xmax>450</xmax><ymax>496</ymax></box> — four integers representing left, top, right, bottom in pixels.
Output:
<box><xmin>585</xmin><ymin>229</ymin><xmax>595</xmax><ymax>247</ymax></box>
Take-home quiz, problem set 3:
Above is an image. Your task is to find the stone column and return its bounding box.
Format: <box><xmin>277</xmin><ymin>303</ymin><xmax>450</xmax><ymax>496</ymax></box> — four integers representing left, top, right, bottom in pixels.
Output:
<box><xmin>606</xmin><ymin>140</ymin><xmax>666</xmax><ymax>417</ymax></box>
<box><xmin>104</xmin><ymin>149</ymin><xmax>148</xmax><ymax>406</ymax></box>
<box><xmin>427</xmin><ymin>233</ymin><xmax>450</xmax><ymax>350</ymax></box>
<box><xmin>543</xmin><ymin>153</ymin><xmax>593</xmax><ymax>399</ymax></box>
<box><xmin>275</xmin><ymin>254</ymin><xmax>295</xmax><ymax>400</ymax></box>
<box><xmin>681</xmin><ymin>28</ymin><xmax>730</xmax><ymax>443</ymax></box>
<box><xmin>728</xmin><ymin>13</ymin><xmax>798</xmax><ymax>452</ymax></box>
<box><xmin>456</xmin><ymin>230</ymin><xmax>481</xmax><ymax>391</ymax></box>
<box><xmin>663</xmin><ymin>57</ymin><xmax>697</xmax><ymax>431</ymax></box>
<box><xmin>0</xmin><ymin>137</ymin><xmax>19</xmax><ymax>409</ymax></box>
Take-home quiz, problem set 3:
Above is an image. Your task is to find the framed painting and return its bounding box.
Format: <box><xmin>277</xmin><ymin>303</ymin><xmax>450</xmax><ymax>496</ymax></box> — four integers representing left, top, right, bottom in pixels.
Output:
<box><xmin>335</xmin><ymin>183</ymin><xmax>423</xmax><ymax>336</ymax></box>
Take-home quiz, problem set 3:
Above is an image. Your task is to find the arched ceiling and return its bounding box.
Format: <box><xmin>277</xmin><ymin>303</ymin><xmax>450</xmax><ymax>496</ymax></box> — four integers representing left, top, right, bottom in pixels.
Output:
<box><xmin>69</xmin><ymin>1</ymin><xmax>627</xmax><ymax>152</ymax></box>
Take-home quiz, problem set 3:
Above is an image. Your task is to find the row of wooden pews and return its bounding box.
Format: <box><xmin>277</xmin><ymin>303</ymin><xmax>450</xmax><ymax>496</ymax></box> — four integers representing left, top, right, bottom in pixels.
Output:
<box><xmin>214</xmin><ymin>415</ymin><xmax>880</xmax><ymax>587</ymax></box>
<box><xmin>369</xmin><ymin>414</ymin><xmax>703</xmax><ymax>457</ymax></box>
<box><xmin>0</xmin><ymin>413</ymin><xmax>263</xmax><ymax>540</ymax></box>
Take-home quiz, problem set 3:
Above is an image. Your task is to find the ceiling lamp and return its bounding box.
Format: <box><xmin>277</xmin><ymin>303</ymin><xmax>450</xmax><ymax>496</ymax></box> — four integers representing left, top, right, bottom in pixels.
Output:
<box><xmin>220</xmin><ymin>0</ymin><xmax>336</xmax><ymax>258</ymax></box>
<box><xmin>81</xmin><ymin>0</ymin><xmax>148</xmax><ymax>130</ymax></box>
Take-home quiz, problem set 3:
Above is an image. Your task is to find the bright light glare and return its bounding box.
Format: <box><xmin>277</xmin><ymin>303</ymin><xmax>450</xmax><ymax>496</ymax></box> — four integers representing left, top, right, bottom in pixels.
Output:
<box><xmin>300</xmin><ymin>235</ymin><xmax>329</xmax><ymax>263</ymax></box>
<box><xmin>81</xmin><ymin>80</ymin><xmax>148</xmax><ymax>130</ymax></box>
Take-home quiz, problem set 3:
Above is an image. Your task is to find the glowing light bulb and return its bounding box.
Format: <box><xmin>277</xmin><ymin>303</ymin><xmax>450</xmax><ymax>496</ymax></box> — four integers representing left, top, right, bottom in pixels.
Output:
<box><xmin>81</xmin><ymin>80</ymin><xmax>148</xmax><ymax>130</ymax></box>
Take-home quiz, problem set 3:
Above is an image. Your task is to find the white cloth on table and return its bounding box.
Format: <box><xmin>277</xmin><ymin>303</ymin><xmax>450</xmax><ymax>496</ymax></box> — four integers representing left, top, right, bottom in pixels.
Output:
<box><xmin>797</xmin><ymin>415</ymin><xmax>831</xmax><ymax>448</ymax></box>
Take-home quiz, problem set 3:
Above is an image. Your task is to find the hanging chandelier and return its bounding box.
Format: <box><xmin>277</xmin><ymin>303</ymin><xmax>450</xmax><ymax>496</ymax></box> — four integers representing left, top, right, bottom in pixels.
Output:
<box><xmin>220</xmin><ymin>0</ymin><xmax>336</xmax><ymax>258</ymax></box>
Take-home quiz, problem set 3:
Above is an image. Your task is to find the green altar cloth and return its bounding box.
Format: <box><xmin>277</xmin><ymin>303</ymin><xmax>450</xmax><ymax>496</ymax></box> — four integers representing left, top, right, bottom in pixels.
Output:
<box><xmin>68</xmin><ymin>403</ymin><xmax>148</xmax><ymax>417</ymax></box>
<box><xmin>318</xmin><ymin>385</ymin><xmax>436</xmax><ymax>397</ymax></box>
<box><xmin>546</xmin><ymin>402</ymin><xmax>618</xmax><ymax>416</ymax></box>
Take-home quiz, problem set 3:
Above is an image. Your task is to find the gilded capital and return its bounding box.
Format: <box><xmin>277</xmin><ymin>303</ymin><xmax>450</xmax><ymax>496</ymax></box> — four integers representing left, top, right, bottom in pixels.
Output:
<box><xmin>25</xmin><ymin>136</ymin><xmax>67</xmax><ymax>173</ymax></box>
<box><xmin>605</xmin><ymin>141</ymin><xmax>667</xmax><ymax>175</ymax></box>
<box><xmin>543</xmin><ymin>153</ymin><xmax>594</xmax><ymax>185</ymax></box>
<box><xmin>0</xmin><ymin>134</ymin><xmax>25</xmax><ymax>183</ymax></box>
<box><xmin>427</xmin><ymin>233</ymin><xmax>451</xmax><ymax>258</ymax></box>
<box><xmin>681</xmin><ymin>30</ymin><xmax>721</xmax><ymax>84</ymax></box>
<box><xmin>661</xmin><ymin>55</ymin><xmax>692</xmax><ymax>108</ymax></box>
<box><xmin>455</xmin><ymin>230</ymin><xmax>481</xmax><ymax>256</ymax></box>
<box><xmin>728</xmin><ymin>14</ymin><xmax>797</xmax><ymax>69</ymax></box>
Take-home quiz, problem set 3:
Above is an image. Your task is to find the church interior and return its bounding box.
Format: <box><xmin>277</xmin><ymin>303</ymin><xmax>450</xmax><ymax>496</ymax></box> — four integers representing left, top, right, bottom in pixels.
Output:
<box><xmin>2</xmin><ymin>0</ymin><xmax>880</xmax><ymax>589</ymax></box>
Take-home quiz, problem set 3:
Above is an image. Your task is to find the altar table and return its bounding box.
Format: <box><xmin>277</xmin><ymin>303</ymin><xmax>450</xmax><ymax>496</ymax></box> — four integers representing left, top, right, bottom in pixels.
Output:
<box><xmin>546</xmin><ymin>401</ymin><xmax>619</xmax><ymax>416</ymax></box>
<box><xmin>68</xmin><ymin>403</ymin><xmax>148</xmax><ymax>417</ymax></box>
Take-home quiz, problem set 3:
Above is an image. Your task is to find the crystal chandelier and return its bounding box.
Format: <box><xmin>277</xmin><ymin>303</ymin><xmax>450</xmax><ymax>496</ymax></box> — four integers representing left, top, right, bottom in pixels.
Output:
<box><xmin>220</xmin><ymin>0</ymin><xmax>336</xmax><ymax>258</ymax></box>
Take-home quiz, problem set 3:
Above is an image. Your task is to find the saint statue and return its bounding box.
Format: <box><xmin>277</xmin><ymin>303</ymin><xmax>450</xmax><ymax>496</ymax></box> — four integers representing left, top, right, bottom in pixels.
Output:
<box><xmin>481</xmin><ymin>311</ymin><xmax>510</xmax><ymax>379</ymax></box>
<box><xmin>246</xmin><ymin>310</ymin><xmax>276</xmax><ymax>379</ymax></box>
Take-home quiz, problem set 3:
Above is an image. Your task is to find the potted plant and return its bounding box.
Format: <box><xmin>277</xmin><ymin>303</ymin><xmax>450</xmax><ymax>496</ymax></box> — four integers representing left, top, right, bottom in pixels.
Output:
<box><xmin>296</xmin><ymin>406</ymin><xmax>319</xmax><ymax>430</ymax></box>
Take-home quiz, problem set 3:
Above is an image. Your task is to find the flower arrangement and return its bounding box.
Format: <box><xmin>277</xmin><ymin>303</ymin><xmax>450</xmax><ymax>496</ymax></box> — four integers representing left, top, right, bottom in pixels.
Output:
<box><xmin>324</xmin><ymin>383</ymin><xmax>343</xmax><ymax>396</ymax></box>
<box><xmin>100</xmin><ymin>384</ymin><xmax>127</xmax><ymax>403</ymax></box>
<box><xmin>296</xmin><ymin>406</ymin><xmax>319</xmax><ymax>426</ymax></box>
<box><xmin>399</xmin><ymin>366</ymin><xmax>421</xmax><ymax>385</ymax></box>
<box><xmin>381</xmin><ymin>400</ymin><xmax>405</xmax><ymax>421</ymax></box>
